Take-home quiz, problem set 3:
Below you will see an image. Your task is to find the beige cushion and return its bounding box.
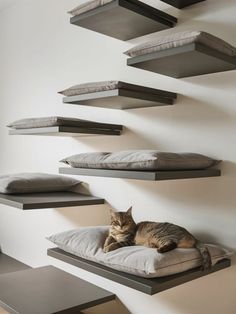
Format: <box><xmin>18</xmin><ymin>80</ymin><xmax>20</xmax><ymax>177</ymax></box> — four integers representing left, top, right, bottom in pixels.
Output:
<box><xmin>60</xmin><ymin>150</ymin><xmax>220</xmax><ymax>171</ymax></box>
<box><xmin>0</xmin><ymin>173</ymin><xmax>80</xmax><ymax>194</ymax></box>
<box><xmin>68</xmin><ymin>0</ymin><xmax>114</xmax><ymax>16</ymax></box>
<box><xmin>125</xmin><ymin>31</ymin><xmax>236</xmax><ymax>57</ymax></box>
<box><xmin>47</xmin><ymin>226</ymin><xmax>232</xmax><ymax>278</ymax></box>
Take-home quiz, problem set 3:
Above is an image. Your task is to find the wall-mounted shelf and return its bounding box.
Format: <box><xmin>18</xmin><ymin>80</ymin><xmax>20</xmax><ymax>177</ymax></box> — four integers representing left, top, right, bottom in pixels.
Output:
<box><xmin>70</xmin><ymin>0</ymin><xmax>177</xmax><ymax>40</ymax></box>
<box><xmin>0</xmin><ymin>192</ymin><xmax>104</xmax><ymax>210</ymax></box>
<box><xmin>127</xmin><ymin>43</ymin><xmax>236</xmax><ymax>78</ymax></box>
<box><xmin>9</xmin><ymin>126</ymin><xmax>122</xmax><ymax>137</ymax></box>
<box><xmin>48</xmin><ymin>248</ymin><xmax>230</xmax><ymax>295</ymax></box>
<box><xmin>0</xmin><ymin>252</ymin><xmax>30</xmax><ymax>275</ymax></box>
<box><xmin>0</xmin><ymin>266</ymin><xmax>115</xmax><ymax>314</ymax></box>
<box><xmin>161</xmin><ymin>0</ymin><xmax>206</xmax><ymax>9</ymax></box>
<box><xmin>59</xmin><ymin>167</ymin><xmax>221</xmax><ymax>181</ymax></box>
<box><xmin>63</xmin><ymin>84</ymin><xmax>177</xmax><ymax>110</ymax></box>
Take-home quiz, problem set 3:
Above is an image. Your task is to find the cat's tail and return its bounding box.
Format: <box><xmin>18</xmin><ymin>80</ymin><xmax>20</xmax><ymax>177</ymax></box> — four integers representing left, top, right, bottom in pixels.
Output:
<box><xmin>195</xmin><ymin>241</ymin><xmax>212</xmax><ymax>271</ymax></box>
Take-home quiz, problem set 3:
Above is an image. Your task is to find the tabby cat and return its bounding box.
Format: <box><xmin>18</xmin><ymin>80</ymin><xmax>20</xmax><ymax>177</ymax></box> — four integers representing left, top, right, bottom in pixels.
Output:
<box><xmin>103</xmin><ymin>207</ymin><xmax>212</xmax><ymax>270</ymax></box>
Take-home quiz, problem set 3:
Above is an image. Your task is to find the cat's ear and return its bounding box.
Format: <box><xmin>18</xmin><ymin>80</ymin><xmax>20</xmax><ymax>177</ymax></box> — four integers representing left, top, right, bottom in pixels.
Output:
<box><xmin>126</xmin><ymin>206</ymin><xmax>132</xmax><ymax>216</ymax></box>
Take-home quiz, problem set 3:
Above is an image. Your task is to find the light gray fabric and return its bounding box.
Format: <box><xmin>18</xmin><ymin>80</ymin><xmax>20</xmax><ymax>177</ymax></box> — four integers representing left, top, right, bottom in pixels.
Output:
<box><xmin>60</xmin><ymin>150</ymin><xmax>219</xmax><ymax>171</ymax></box>
<box><xmin>0</xmin><ymin>173</ymin><xmax>81</xmax><ymax>194</ymax></box>
<box><xmin>59</xmin><ymin>81</ymin><xmax>120</xmax><ymax>97</ymax></box>
<box><xmin>7</xmin><ymin>116</ymin><xmax>118</xmax><ymax>130</ymax></box>
<box><xmin>68</xmin><ymin>0</ymin><xmax>114</xmax><ymax>16</ymax></box>
<box><xmin>125</xmin><ymin>31</ymin><xmax>236</xmax><ymax>58</ymax></box>
<box><xmin>47</xmin><ymin>226</ymin><xmax>232</xmax><ymax>278</ymax></box>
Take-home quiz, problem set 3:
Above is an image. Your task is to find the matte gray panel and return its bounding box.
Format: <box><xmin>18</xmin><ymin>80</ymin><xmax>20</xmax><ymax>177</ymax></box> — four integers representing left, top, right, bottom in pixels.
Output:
<box><xmin>0</xmin><ymin>253</ymin><xmax>30</xmax><ymax>275</ymax></box>
<box><xmin>0</xmin><ymin>192</ymin><xmax>104</xmax><ymax>210</ymax></box>
<box><xmin>161</xmin><ymin>0</ymin><xmax>206</xmax><ymax>8</ymax></box>
<box><xmin>59</xmin><ymin>167</ymin><xmax>221</xmax><ymax>181</ymax></box>
<box><xmin>0</xmin><ymin>266</ymin><xmax>115</xmax><ymax>314</ymax></box>
<box><xmin>127</xmin><ymin>43</ymin><xmax>236</xmax><ymax>78</ymax></box>
<box><xmin>70</xmin><ymin>0</ymin><xmax>177</xmax><ymax>40</ymax></box>
<box><xmin>48</xmin><ymin>248</ymin><xmax>231</xmax><ymax>295</ymax></box>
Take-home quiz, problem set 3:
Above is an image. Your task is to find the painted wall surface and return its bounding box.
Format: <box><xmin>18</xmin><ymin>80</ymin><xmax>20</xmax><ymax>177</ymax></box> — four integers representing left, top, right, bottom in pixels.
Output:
<box><xmin>0</xmin><ymin>0</ymin><xmax>236</xmax><ymax>313</ymax></box>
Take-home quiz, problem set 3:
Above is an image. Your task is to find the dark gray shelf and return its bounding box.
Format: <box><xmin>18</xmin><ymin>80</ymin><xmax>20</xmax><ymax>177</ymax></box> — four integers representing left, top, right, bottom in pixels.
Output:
<box><xmin>70</xmin><ymin>0</ymin><xmax>177</xmax><ymax>41</ymax></box>
<box><xmin>0</xmin><ymin>265</ymin><xmax>115</xmax><ymax>314</ymax></box>
<box><xmin>127</xmin><ymin>43</ymin><xmax>236</xmax><ymax>78</ymax></box>
<box><xmin>0</xmin><ymin>252</ymin><xmax>30</xmax><ymax>275</ymax></box>
<box><xmin>59</xmin><ymin>167</ymin><xmax>221</xmax><ymax>181</ymax></box>
<box><xmin>63</xmin><ymin>84</ymin><xmax>177</xmax><ymax>110</ymax></box>
<box><xmin>161</xmin><ymin>0</ymin><xmax>206</xmax><ymax>8</ymax></box>
<box><xmin>0</xmin><ymin>192</ymin><xmax>104</xmax><ymax>210</ymax></box>
<box><xmin>9</xmin><ymin>126</ymin><xmax>122</xmax><ymax>137</ymax></box>
<box><xmin>48</xmin><ymin>248</ymin><xmax>231</xmax><ymax>295</ymax></box>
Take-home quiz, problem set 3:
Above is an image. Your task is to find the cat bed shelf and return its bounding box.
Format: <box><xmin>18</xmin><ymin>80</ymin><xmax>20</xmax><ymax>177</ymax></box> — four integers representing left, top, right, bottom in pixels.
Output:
<box><xmin>59</xmin><ymin>167</ymin><xmax>221</xmax><ymax>181</ymax></box>
<box><xmin>69</xmin><ymin>0</ymin><xmax>177</xmax><ymax>41</ymax></box>
<box><xmin>9</xmin><ymin>126</ymin><xmax>122</xmax><ymax>136</ymax></box>
<box><xmin>127</xmin><ymin>43</ymin><xmax>236</xmax><ymax>78</ymax></box>
<box><xmin>48</xmin><ymin>248</ymin><xmax>230</xmax><ymax>295</ymax></box>
<box><xmin>160</xmin><ymin>0</ymin><xmax>206</xmax><ymax>9</ymax></box>
<box><xmin>0</xmin><ymin>192</ymin><xmax>104</xmax><ymax>210</ymax></box>
<box><xmin>0</xmin><ymin>266</ymin><xmax>115</xmax><ymax>314</ymax></box>
<box><xmin>0</xmin><ymin>252</ymin><xmax>30</xmax><ymax>275</ymax></box>
<box><xmin>63</xmin><ymin>84</ymin><xmax>177</xmax><ymax>110</ymax></box>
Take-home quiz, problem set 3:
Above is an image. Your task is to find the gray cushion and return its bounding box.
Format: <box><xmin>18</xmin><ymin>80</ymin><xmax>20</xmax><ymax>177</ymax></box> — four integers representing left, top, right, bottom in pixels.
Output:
<box><xmin>47</xmin><ymin>226</ymin><xmax>231</xmax><ymax>278</ymax></box>
<box><xmin>125</xmin><ymin>31</ymin><xmax>236</xmax><ymax>58</ymax></box>
<box><xmin>60</xmin><ymin>150</ymin><xmax>220</xmax><ymax>171</ymax></box>
<box><xmin>68</xmin><ymin>0</ymin><xmax>114</xmax><ymax>16</ymax></box>
<box><xmin>0</xmin><ymin>173</ymin><xmax>81</xmax><ymax>194</ymax></box>
<box><xmin>7</xmin><ymin>116</ymin><xmax>120</xmax><ymax>130</ymax></box>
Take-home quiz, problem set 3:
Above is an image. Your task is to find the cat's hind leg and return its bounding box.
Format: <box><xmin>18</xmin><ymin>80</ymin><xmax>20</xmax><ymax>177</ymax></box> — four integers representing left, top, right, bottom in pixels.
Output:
<box><xmin>157</xmin><ymin>241</ymin><xmax>177</xmax><ymax>253</ymax></box>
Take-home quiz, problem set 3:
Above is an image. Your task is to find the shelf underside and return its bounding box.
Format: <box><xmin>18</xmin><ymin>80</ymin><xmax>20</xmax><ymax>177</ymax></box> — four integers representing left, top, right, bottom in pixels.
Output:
<box><xmin>70</xmin><ymin>0</ymin><xmax>177</xmax><ymax>40</ymax></box>
<box><xmin>127</xmin><ymin>43</ymin><xmax>236</xmax><ymax>78</ymax></box>
<box><xmin>0</xmin><ymin>266</ymin><xmax>115</xmax><ymax>314</ymax></box>
<box><xmin>0</xmin><ymin>192</ymin><xmax>104</xmax><ymax>210</ymax></box>
<box><xmin>161</xmin><ymin>0</ymin><xmax>206</xmax><ymax>8</ymax></box>
<box><xmin>63</xmin><ymin>89</ymin><xmax>177</xmax><ymax>110</ymax></box>
<box><xmin>48</xmin><ymin>248</ymin><xmax>231</xmax><ymax>295</ymax></box>
<box><xmin>9</xmin><ymin>126</ymin><xmax>122</xmax><ymax>137</ymax></box>
<box><xmin>0</xmin><ymin>253</ymin><xmax>30</xmax><ymax>275</ymax></box>
<box><xmin>59</xmin><ymin>167</ymin><xmax>221</xmax><ymax>181</ymax></box>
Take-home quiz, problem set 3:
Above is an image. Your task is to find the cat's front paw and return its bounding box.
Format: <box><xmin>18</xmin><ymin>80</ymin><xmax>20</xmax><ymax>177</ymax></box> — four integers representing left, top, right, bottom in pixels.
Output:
<box><xmin>103</xmin><ymin>246</ymin><xmax>110</xmax><ymax>253</ymax></box>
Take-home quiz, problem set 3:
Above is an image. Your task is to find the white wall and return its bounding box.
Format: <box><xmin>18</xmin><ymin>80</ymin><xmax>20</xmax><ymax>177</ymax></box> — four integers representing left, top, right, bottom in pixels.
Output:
<box><xmin>0</xmin><ymin>0</ymin><xmax>236</xmax><ymax>313</ymax></box>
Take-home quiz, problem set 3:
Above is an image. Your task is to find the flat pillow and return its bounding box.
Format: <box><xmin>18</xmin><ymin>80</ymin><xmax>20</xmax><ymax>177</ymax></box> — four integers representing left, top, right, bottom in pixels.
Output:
<box><xmin>47</xmin><ymin>226</ymin><xmax>232</xmax><ymax>278</ymax></box>
<box><xmin>0</xmin><ymin>173</ymin><xmax>81</xmax><ymax>194</ymax></box>
<box><xmin>7</xmin><ymin>116</ymin><xmax>121</xmax><ymax>131</ymax></box>
<box><xmin>60</xmin><ymin>150</ymin><xmax>220</xmax><ymax>171</ymax></box>
<box><xmin>125</xmin><ymin>31</ymin><xmax>236</xmax><ymax>58</ymax></box>
<box><xmin>68</xmin><ymin>0</ymin><xmax>114</xmax><ymax>16</ymax></box>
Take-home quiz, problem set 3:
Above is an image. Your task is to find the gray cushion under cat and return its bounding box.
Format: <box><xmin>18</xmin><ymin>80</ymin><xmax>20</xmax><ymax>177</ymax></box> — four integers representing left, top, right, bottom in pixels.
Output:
<box><xmin>0</xmin><ymin>173</ymin><xmax>81</xmax><ymax>194</ymax></box>
<box><xmin>124</xmin><ymin>31</ymin><xmax>236</xmax><ymax>58</ymax></box>
<box><xmin>47</xmin><ymin>227</ymin><xmax>231</xmax><ymax>278</ymax></box>
<box><xmin>60</xmin><ymin>150</ymin><xmax>219</xmax><ymax>171</ymax></box>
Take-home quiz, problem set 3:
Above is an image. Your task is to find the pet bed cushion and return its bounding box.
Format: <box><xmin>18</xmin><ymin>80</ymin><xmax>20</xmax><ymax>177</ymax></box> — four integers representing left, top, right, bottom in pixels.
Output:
<box><xmin>68</xmin><ymin>0</ymin><xmax>114</xmax><ymax>16</ymax></box>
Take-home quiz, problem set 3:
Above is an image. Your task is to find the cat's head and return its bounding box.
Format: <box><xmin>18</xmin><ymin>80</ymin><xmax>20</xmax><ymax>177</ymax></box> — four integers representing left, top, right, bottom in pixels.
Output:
<box><xmin>109</xmin><ymin>207</ymin><xmax>136</xmax><ymax>233</ymax></box>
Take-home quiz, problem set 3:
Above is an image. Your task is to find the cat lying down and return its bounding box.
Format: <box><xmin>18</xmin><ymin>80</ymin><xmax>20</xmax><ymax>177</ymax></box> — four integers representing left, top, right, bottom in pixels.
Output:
<box><xmin>103</xmin><ymin>207</ymin><xmax>211</xmax><ymax>271</ymax></box>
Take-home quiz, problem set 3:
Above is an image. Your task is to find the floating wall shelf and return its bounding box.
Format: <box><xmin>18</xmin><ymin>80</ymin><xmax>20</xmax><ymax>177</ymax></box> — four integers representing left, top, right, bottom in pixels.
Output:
<box><xmin>0</xmin><ymin>266</ymin><xmax>115</xmax><ymax>314</ymax></box>
<box><xmin>59</xmin><ymin>167</ymin><xmax>221</xmax><ymax>181</ymax></box>
<box><xmin>127</xmin><ymin>43</ymin><xmax>236</xmax><ymax>78</ymax></box>
<box><xmin>63</xmin><ymin>84</ymin><xmax>177</xmax><ymax>110</ymax></box>
<box><xmin>48</xmin><ymin>248</ymin><xmax>231</xmax><ymax>295</ymax></box>
<box><xmin>70</xmin><ymin>0</ymin><xmax>177</xmax><ymax>40</ymax></box>
<box><xmin>0</xmin><ymin>252</ymin><xmax>30</xmax><ymax>275</ymax></box>
<box><xmin>9</xmin><ymin>126</ymin><xmax>122</xmax><ymax>137</ymax></box>
<box><xmin>0</xmin><ymin>192</ymin><xmax>104</xmax><ymax>210</ymax></box>
<box><xmin>160</xmin><ymin>0</ymin><xmax>206</xmax><ymax>9</ymax></box>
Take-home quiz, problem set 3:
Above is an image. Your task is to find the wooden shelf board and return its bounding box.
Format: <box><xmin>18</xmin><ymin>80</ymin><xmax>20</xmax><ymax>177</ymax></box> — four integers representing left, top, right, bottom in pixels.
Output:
<box><xmin>48</xmin><ymin>248</ymin><xmax>231</xmax><ymax>295</ymax></box>
<box><xmin>0</xmin><ymin>253</ymin><xmax>30</xmax><ymax>275</ymax></box>
<box><xmin>59</xmin><ymin>167</ymin><xmax>221</xmax><ymax>181</ymax></box>
<box><xmin>0</xmin><ymin>266</ymin><xmax>115</xmax><ymax>314</ymax></box>
<box><xmin>9</xmin><ymin>126</ymin><xmax>122</xmax><ymax>137</ymax></box>
<box><xmin>127</xmin><ymin>43</ymin><xmax>236</xmax><ymax>78</ymax></box>
<box><xmin>0</xmin><ymin>192</ymin><xmax>104</xmax><ymax>210</ymax></box>
<box><xmin>63</xmin><ymin>88</ymin><xmax>177</xmax><ymax>110</ymax></box>
<box><xmin>70</xmin><ymin>0</ymin><xmax>177</xmax><ymax>40</ymax></box>
<box><xmin>161</xmin><ymin>0</ymin><xmax>206</xmax><ymax>8</ymax></box>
